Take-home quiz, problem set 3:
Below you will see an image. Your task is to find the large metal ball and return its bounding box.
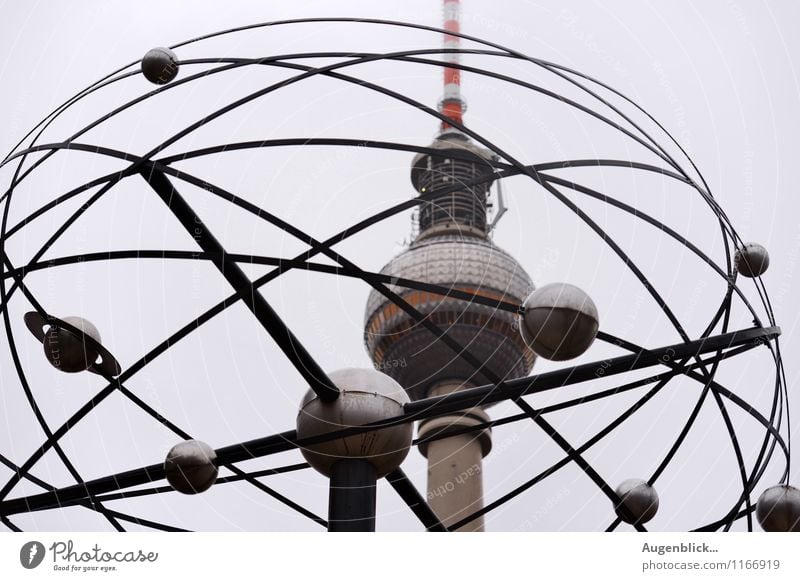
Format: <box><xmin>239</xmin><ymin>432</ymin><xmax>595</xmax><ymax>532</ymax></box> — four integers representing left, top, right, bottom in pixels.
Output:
<box><xmin>614</xmin><ymin>478</ymin><xmax>659</xmax><ymax>524</ymax></box>
<box><xmin>164</xmin><ymin>440</ymin><xmax>218</xmax><ymax>494</ymax></box>
<box><xmin>519</xmin><ymin>282</ymin><xmax>599</xmax><ymax>361</ymax></box>
<box><xmin>141</xmin><ymin>47</ymin><xmax>179</xmax><ymax>85</ymax></box>
<box><xmin>296</xmin><ymin>368</ymin><xmax>413</xmax><ymax>478</ymax></box>
<box><xmin>735</xmin><ymin>243</ymin><xmax>770</xmax><ymax>278</ymax></box>
<box><xmin>756</xmin><ymin>484</ymin><xmax>800</xmax><ymax>532</ymax></box>
<box><xmin>43</xmin><ymin>316</ymin><xmax>101</xmax><ymax>373</ymax></box>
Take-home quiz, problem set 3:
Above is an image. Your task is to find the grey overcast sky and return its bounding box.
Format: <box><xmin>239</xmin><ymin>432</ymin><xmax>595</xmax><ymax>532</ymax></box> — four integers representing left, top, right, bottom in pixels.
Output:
<box><xmin>0</xmin><ymin>0</ymin><xmax>798</xmax><ymax>532</ymax></box>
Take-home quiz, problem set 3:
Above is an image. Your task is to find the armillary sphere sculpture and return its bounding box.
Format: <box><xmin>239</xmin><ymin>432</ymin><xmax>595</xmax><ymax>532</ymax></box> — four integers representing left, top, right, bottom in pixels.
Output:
<box><xmin>0</xmin><ymin>16</ymin><xmax>795</xmax><ymax>533</ymax></box>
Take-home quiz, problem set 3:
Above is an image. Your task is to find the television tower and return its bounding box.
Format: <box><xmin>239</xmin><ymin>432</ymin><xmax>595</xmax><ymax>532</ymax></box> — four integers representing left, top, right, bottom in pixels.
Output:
<box><xmin>363</xmin><ymin>0</ymin><xmax>536</xmax><ymax>531</ymax></box>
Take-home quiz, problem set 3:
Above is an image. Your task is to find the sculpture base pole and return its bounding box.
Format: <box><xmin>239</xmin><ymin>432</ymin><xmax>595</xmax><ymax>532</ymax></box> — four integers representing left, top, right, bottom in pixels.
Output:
<box><xmin>328</xmin><ymin>459</ymin><xmax>377</xmax><ymax>532</ymax></box>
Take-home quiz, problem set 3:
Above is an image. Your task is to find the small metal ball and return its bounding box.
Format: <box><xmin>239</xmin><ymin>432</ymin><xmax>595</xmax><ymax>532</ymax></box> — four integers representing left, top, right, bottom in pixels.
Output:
<box><xmin>141</xmin><ymin>47</ymin><xmax>179</xmax><ymax>85</ymax></box>
<box><xmin>43</xmin><ymin>316</ymin><xmax>101</xmax><ymax>373</ymax></box>
<box><xmin>615</xmin><ymin>478</ymin><xmax>659</xmax><ymax>524</ymax></box>
<box><xmin>735</xmin><ymin>243</ymin><xmax>769</xmax><ymax>278</ymax></box>
<box><xmin>164</xmin><ymin>440</ymin><xmax>218</xmax><ymax>494</ymax></box>
<box><xmin>756</xmin><ymin>484</ymin><xmax>800</xmax><ymax>532</ymax></box>
<box><xmin>296</xmin><ymin>368</ymin><xmax>413</xmax><ymax>478</ymax></box>
<box><xmin>519</xmin><ymin>282</ymin><xmax>599</xmax><ymax>361</ymax></box>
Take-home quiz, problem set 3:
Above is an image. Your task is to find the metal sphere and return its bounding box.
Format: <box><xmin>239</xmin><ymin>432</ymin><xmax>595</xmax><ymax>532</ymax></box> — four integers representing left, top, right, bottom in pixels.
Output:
<box><xmin>42</xmin><ymin>316</ymin><xmax>101</xmax><ymax>373</ymax></box>
<box><xmin>735</xmin><ymin>242</ymin><xmax>770</xmax><ymax>278</ymax></box>
<box><xmin>756</xmin><ymin>484</ymin><xmax>800</xmax><ymax>532</ymax></box>
<box><xmin>364</xmin><ymin>235</ymin><xmax>535</xmax><ymax>399</ymax></box>
<box><xmin>614</xmin><ymin>478</ymin><xmax>659</xmax><ymax>525</ymax></box>
<box><xmin>519</xmin><ymin>283</ymin><xmax>599</xmax><ymax>361</ymax></box>
<box><xmin>296</xmin><ymin>368</ymin><xmax>413</xmax><ymax>478</ymax></box>
<box><xmin>164</xmin><ymin>440</ymin><xmax>218</xmax><ymax>494</ymax></box>
<box><xmin>141</xmin><ymin>47</ymin><xmax>179</xmax><ymax>85</ymax></box>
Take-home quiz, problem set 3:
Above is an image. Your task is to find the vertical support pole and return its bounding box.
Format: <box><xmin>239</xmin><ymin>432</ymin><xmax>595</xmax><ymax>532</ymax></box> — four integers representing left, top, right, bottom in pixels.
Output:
<box><xmin>328</xmin><ymin>459</ymin><xmax>377</xmax><ymax>532</ymax></box>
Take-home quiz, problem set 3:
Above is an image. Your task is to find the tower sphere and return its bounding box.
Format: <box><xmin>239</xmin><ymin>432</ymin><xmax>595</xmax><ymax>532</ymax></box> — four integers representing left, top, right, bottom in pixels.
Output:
<box><xmin>364</xmin><ymin>235</ymin><xmax>535</xmax><ymax>400</ymax></box>
<box><xmin>519</xmin><ymin>282</ymin><xmax>599</xmax><ymax>361</ymax></box>
<box><xmin>42</xmin><ymin>316</ymin><xmax>102</xmax><ymax>373</ymax></box>
<box><xmin>614</xmin><ymin>478</ymin><xmax>659</xmax><ymax>525</ymax></box>
<box><xmin>756</xmin><ymin>484</ymin><xmax>800</xmax><ymax>532</ymax></box>
<box><xmin>164</xmin><ymin>440</ymin><xmax>218</xmax><ymax>494</ymax></box>
<box><xmin>296</xmin><ymin>368</ymin><xmax>412</xmax><ymax>478</ymax></box>
<box><xmin>141</xmin><ymin>47</ymin><xmax>179</xmax><ymax>85</ymax></box>
<box><xmin>735</xmin><ymin>242</ymin><xmax>770</xmax><ymax>278</ymax></box>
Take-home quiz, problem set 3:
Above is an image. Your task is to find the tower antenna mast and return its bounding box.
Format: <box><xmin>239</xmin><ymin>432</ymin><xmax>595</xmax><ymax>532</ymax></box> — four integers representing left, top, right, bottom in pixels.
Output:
<box><xmin>440</xmin><ymin>0</ymin><xmax>465</xmax><ymax>133</ymax></box>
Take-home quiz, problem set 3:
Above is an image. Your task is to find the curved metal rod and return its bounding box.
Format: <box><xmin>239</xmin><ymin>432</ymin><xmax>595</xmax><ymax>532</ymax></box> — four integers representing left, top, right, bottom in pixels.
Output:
<box><xmin>711</xmin><ymin>388</ymin><xmax>754</xmax><ymax>531</ymax></box>
<box><xmin>718</xmin><ymin>347</ymin><xmax>788</xmax><ymax>529</ymax></box>
<box><xmin>543</xmin><ymin>178</ymin><xmax>758</xmax><ymax>530</ymax></box>
<box><xmin>0</xmin><ymin>326</ymin><xmax>781</xmax><ymax>517</ymax></box>
<box><xmin>0</xmin><ymin>145</ymin><xmax>780</xmax><ymax>524</ymax></box>
<box><xmin>0</xmin><ymin>43</ymin><xmax>684</xmax><ymax>193</ymax></box>
<box><xmin>143</xmin><ymin>168</ymin><xmax>339</xmax><ymax>404</ymax></box>
<box><xmin>697</xmin><ymin>358</ymin><xmax>791</xmax><ymax>534</ymax></box>
<box><xmin>0</xmin><ymin>48</ymin><xmax>737</xmax><ymax>274</ymax></box>
<box><xmin>0</xmin><ymin>159</ymin><xmax>776</xmax><ymax>520</ymax></box>
<box><xmin>606</xmin><ymin>328</ymin><xmax>790</xmax><ymax>531</ymax></box>
<box><xmin>6</xmin><ymin>342</ymin><xmax>771</xmax><ymax>530</ymax></box>
<box><xmin>0</xmin><ymin>255</ymin><xmax>125</xmax><ymax>531</ymax></box>
<box><xmin>0</xmin><ymin>146</ymin><xmax>758</xmax><ymax>390</ymax></box>
<box><xmin>101</xmin><ymin>510</ymin><xmax>188</xmax><ymax>533</ymax></box>
<box><xmin>18</xmin><ymin>463</ymin><xmax>312</xmax><ymax>516</ymax></box>
<box><xmin>0</xmin><ymin>516</ymin><xmax>20</xmax><ymax>532</ymax></box>
<box><xmin>170</xmin><ymin>53</ymin><xmax>680</xmax><ymax>173</ymax></box>
<box><xmin>0</xmin><ymin>28</ymin><xmax>744</xmax><ymax>358</ymax></box>
<box><xmin>2</xmin><ymin>250</ymin><xmax>522</xmax><ymax>314</ymax></box>
<box><xmin>0</xmin><ymin>139</ymin><xmax>763</xmax><ymax>340</ymax></box>
<box><xmin>0</xmin><ymin>256</ymin><xmax>326</xmax><ymax>526</ymax></box>
<box><xmin>415</xmin><ymin>352</ymin><xmax>735</xmax><ymax>450</ymax></box>
<box><xmin>152</xmin><ymin>16</ymin><xmax>708</xmax><ymax>191</ymax></box>
<box><xmin>1</xmin><ymin>43</ymin><xmax>684</xmax><ymax>331</ymax></box>
<box><xmin>0</xmin><ymin>21</ymin><xmax>744</xmax><ymax>272</ymax></box>
<box><xmin>452</xmin><ymin>341</ymin><xmax>784</xmax><ymax>531</ymax></box>
<box><xmin>453</xmin><ymin>370</ymin><xmax>678</xmax><ymax>531</ymax></box>
<box><xmin>1</xmin><ymin>145</ymin><xmax>768</xmax><ymax>440</ymax></box>
<box><xmin>537</xmin><ymin>179</ymin><xmax>692</xmax><ymax>344</ymax></box>
<box><xmin>0</xmin><ymin>449</ymin><xmax>185</xmax><ymax>532</ymax></box>
<box><xmin>535</xmin><ymin>178</ymin><xmax>771</xmax><ymax>531</ymax></box>
<box><xmin>0</xmin><ymin>46</ymin><xmax>735</xmax><ymax>269</ymax></box>
<box><xmin>0</xmin><ymin>22</ymin><xmax>760</xmax><ymax>330</ymax></box>
<box><xmin>516</xmin><ymin>396</ymin><xmax>649</xmax><ymax>531</ymax></box>
<box><xmin>0</xmin><ymin>15</ymin><xmax>721</xmax><ymax>217</ymax></box>
<box><xmin>536</xmin><ymin>58</ymin><xmax>740</xmax><ymax>324</ymax></box>
<box><xmin>538</xmin><ymin>172</ymin><xmax>760</xmax><ymax>330</ymax></box>
<box><xmin>136</xmin><ymin>161</ymin><xmax>672</xmax><ymax>519</ymax></box>
<box><xmin>0</xmin><ymin>263</ymin><xmax>326</xmax><ymax>527</ymax></box>
<box><xmin>602</xmin><ymin>331</ymin><xmax>784</xmax><ymax>532</ymax></box>
<box><xmin>158</xmin><ymin>17</ymin><xmax>740</xmax><ymax>241</ymax></box>
<box><xmin>0</xmin><ymin>145</ymin><xmax>521</xmax><ymax>482</ymax></box>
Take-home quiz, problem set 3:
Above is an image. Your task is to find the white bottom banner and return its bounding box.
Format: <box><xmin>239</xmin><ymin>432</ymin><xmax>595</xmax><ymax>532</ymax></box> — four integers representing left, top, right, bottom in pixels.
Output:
<box><xmin>1</xmin><ymin>532</ymin><xmax>798</xmax><ymax>580</ymax></box>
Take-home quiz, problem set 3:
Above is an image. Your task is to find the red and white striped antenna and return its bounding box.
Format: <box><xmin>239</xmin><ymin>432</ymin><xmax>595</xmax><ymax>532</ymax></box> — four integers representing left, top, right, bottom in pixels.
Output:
<box><xmin>439</xmin><ymin>0</ymin><xmax>466</xmax><ymax>133</ymax></box>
